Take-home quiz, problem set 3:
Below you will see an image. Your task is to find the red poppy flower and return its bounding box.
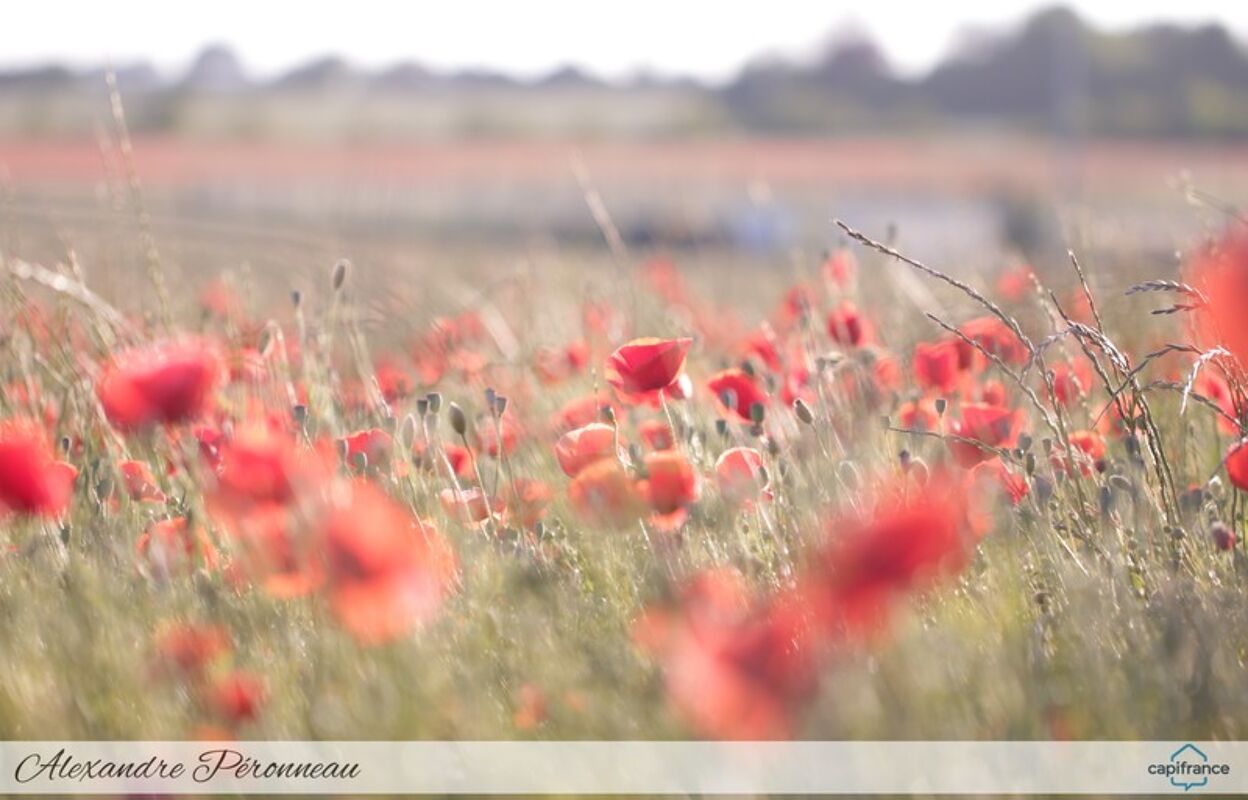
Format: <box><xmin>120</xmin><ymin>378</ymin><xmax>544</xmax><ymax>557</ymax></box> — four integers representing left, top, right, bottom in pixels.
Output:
<box><xmin>555</xmin><ymin>423</ymin><xmax>620</xmax><ymax>478</ymax></box>
<box><xmin>1052</xmin><ymin>430</ymin><xmax>1106</xmax><ymax>477</ymax></box>
<box><xmin>225</xmin><ymin>503</ymin><xmax>324</xmax><ymax>598</ymax></box>
<box><xmin>806</xmin><ymin>473</ymin><xmax>972</xmax><ymax>637</ymax></box>
<box><xmin>475</xmin><ymin>412</ymin><xmax>523</xmax><ymax>457</ymax></box>
<box><xmin>1051</xmin><ymin>358</ymin><xmax>1094</xmax><ymax>406</ymax></box>
<box><xmin>1187</xmin><ymin>230</ymin><xmax>1248</xmax><ymax>366</ymax></box>
<box><xmin>568</xmin><ymin>457</ymin><xmax>643</xmax><ymax>527</ymax></box>
<box><xmin>152</xmin><ymin>622</ymin><xmax>231</xmax><ymax>678</ymax></box>
<box><xmin>897</xmin><ymin>398</ymin><xmax>941</xmax><ymax>432</ymax></box>
<box><xmin>97</xmin><ymin>338</ymin><xmax>220</xmax><ymax>430</ymax></box>
<box><xmin>638</xmin><ymin>419</ymin><xmax>674</xmax><ymax>451</ymax></box>
<box><xmin>741</xmin><ymin>326</ymin><xmax>784</xmax><ymax>373</ymax></box>
<box><xmin>605</xmin><ymin>337</ymin><xmax>692</xmax><ymax>396</ymax></box>
<box><xmin>912</xmin><ymin>339</ymin><xmax>962</xmax><ymax>394</ymax></box>
<box><xmin>439</xmin><ymin>486</ymin><xmax>506</xmax><ymax>526</ymax></box>
<box><xmin>826</xmin><ymin>301</ymin><xmax>873</xmax><ymax>347</ymax></box>
<box><xmin>550</xmin><ymin>392</ymin><xmax>616</xmax><ymax>434</ymax></box>
<box><xmin>822</xmin><ymin>248</ymin><xmax>857</xmax><ymax>289</ymax></box>
<box><xmin>119</xmin><ymin>459</ymin><xmax>167</xmax><ymax>503</ymax></box>
<box><xmin>137</xmin><ymin>517</ymin><xmax>218</xmax><ymax>574</ymax></box>
<box><xmin>1227</xmin><ymin>440</ymin><xmax>1248</xmax><ymax>491</ymax></box>
<box><xmin>715</xmin><ymin>447</ymin><xmax>772</xmax><ymax>507</ymax></box>
<box><xmin>956</xmin><ymin>317</ymin><xmax>1028</xmax><ymax>369</ymax></box>
<box><xmin>0</xmin><ymin>419</ymin><xmax>75</xmax><ymax>518</ymax></box>
<box><xmin>510</xmin><ymin>477</ymin><xmax>553</xmax><ymax>530</ymax></box>
<box><xmin>996</xmin><ymin>264</ymin><xmax>1035</xmax><ymax>302</ymax></box>
<box><xmin>639</xmin><ymin>569</ymin><xmax>816</xmax><ymax>739</ymax></box>
<box><xmin>341</xmin><ymin>428</ymin><xmax>393</xmax><ymax>467</ymax></box>
<box><xmin>948</xmin><ymin>403</ymin><xmax>1024</xmax><ymax>468</ymax></box>
<box><xmin>324</xmin><ymin>481</ymin><xmax>458</xmax><ymax>644</ymax></box>
<box><xmin>208</xmin><ymin>671</ymin><xmax>267</xmax><ymax>726</ymax></box>
<box><xmin>640</xmin><ymin>451</ymin><xmax>699</xmax><ymax>526</ymax></box>
<box><xmin>1194</xmin><ymin>370</ymin><xmax>1239</xmax><ymax>436</ymax></box>
<box><xmin>212</xmin><ymin>426</ymin><xmax>317</xmax><ymax>511</ymax></box>
<box><xmin>707</xmin><ymin>368</ymin><xmax>769</xmax><ymax>422</ymax></box>
<box><xmin>964</xmin><ymin>459</ymin><xmax>1029</xmax><ymax>537</ymax></box>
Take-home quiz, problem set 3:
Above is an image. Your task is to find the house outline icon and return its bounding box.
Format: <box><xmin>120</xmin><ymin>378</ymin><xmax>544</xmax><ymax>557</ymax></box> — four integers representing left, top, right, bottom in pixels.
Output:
<box><xmin>1169</xmin><ymin>744</ymin><xmax>1210</xmax><ymax>791</ymax></box>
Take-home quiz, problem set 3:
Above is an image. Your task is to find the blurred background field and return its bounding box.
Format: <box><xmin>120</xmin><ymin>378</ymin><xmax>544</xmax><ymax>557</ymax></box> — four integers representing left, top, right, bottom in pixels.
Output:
<box><xmin>4</xmin><ymin>5</ymin><xmax>1248</xmax><ymax>288</ymax></box>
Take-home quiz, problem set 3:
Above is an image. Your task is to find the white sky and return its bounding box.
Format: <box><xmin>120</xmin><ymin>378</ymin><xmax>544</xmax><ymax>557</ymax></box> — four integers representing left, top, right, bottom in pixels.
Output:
<box><xmin>4</xmin><ymin>0</ymin><xmax>1247</xmax><ymax>82</ymax></box>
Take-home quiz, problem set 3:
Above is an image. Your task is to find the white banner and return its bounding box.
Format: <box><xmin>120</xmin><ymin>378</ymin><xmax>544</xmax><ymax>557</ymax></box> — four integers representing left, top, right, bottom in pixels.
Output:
<box><xmin>0</xmin><ymin>740</ymin><xmax>1241</xmax><ymax>794</ymax></box>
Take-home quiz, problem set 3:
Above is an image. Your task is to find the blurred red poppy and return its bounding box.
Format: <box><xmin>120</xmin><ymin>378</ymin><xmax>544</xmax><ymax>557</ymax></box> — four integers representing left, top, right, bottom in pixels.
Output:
<box><xmin>996</xmin><ymin>264</ymin><xmax>1035</xmax><ymax>302</ymax></box>
<box><xmin>707</xmin><ymin>369</ymin><xmax>769</xmax><ymax>422</ymax></box>
<box><xmin>568</xmin><ymin>457</ymin><xmax>643</xmax><ymax>527</ymax></box>
<box><xmin>439</xmin><ymin>486</ymin><xmax>506</xmax><ymax>526</ymax></box>
<box><xmin>715</xmin><ymin>447</ymin><xmax>772</xmax><ymax>507</ymax></box>
<box><xmin>1187</xmin><ymin>229</ymin><xmax>1248</xmax><ymax>367</ymax></box>
<box><xmin>897</xmin><ymin>398</ymin><xmax>941</xmax><ymax>432</ymax></box>
<box><xmin>137</xmin><ymin>516</ymin><xmax>218</xmax><ymax>574</ymax></box>
<box><xmin>605</xmin><ymin>337</ymin><xmax>692</xmax><ymax>396</ymax></box>
<box><xmin>341</xmin><ymin>428</ymin><xmax>393</xmax><ymax>467</ymax></box>
<box><xmin>956</xmin><ymin>317</ymin><xmax>1028</xmax><ymax>369</ymax></box>
<box><xmin>948</xmin><ymin>403</ymin><xmax>1024</xmax><ymax>468</ymax></box>
<box><xmin>324</xmin><ymin>481</ymin><xmax>458</xmax><ymax>645</ymax></box>
<box><xmin>806</xmin><ymin>473</ymin><xmax>972</xmax><ymax>637</ymax></box>
<box><xmin>638</xmin><ymin>568</ymin><xmax>816</xmax><ymax>739</ymax></box>
<box><xmin>152</xmin><ymin>622</ymin><xmax>231</xmax><ymax>679</ymax></box>
<box><xmin>1051</xmin><ymin>357</ymin><xmax>1094</xmax><ymax>407</ymax></box>
<box><xmin>119</xmin><ymin>459</ymin><xmax>167</xmax><ymax>503</ymax></box>
<box><xmin>826</xmin><ymin>301</ymin><xmax>873</xmax><ymax>347</ymax></box>
<box><xmin>208</xmin><ymin>671</ymin><xmax>267</xmax><ymax>727</ymax></box>
<box><xmin>641</xmin><ymin>451</ymin><xmax>699</xmax><ymax>530</ymax></box>
<box><xmin>638</xmin><ymin>419</ymin><xmax>674</xmax><ymax>451</ymax></box>
<box><xmin>0</xmin><ymin>419</ymin><xmax>75</xmax><ymax>518</ymax></box>
<box><xmin>97</xmin><ymin>338</ymin><xmax>220</xmax><ymax>430</ymax></box>
<box><xmin>822</xmin><ymin>248</ymin><xmax>857</xmax><ymax>289</ymax></box>
<box><xmin>1051</xmin><ymin>430</ymin><xmax>1106</xmax><ymax>477</ymax></box>
<box><xmin>912</xmin><ymin>339</ymin><xmax>962</xmax><ymax>394</ymax></box>
<box><xmin>554</xmin><ymin>423</ymin><xmax>619</xmax><ymax>478</ymax></box>
<box><xmin>1227</xmin><ymin>440</ymin><xmax>1248</xmax><ymax>490</ymax></box>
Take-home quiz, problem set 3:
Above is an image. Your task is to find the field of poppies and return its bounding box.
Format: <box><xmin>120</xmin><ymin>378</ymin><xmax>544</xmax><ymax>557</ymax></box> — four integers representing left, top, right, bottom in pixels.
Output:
<box><xmin>2</xmin><ymin>194</ymin><xmax>1248</xmax><ymax>746</ymax></box>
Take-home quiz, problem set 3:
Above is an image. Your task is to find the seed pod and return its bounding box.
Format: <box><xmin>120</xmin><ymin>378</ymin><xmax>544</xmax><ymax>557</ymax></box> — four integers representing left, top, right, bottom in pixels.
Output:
<box><xmin>449</xmin><ymin>403</ymin><xmax>467</xmax><ymax>436</ymax></box>
<box><xmin>600</xmin><ymin>405</ymin><xmax>616</xmax><ymax>425</ymax></box>
<box><xmin>493</xmin><ymin>395</ymin><xmax>509</xmax><ymax>416</ymax></box>
<box><xmin>331</xmin><ymin>259</ymin><xmax>349</xmax><ymax>291</ymax></box>
<box><xmin>793</xmin><ymin>398</ymin><xmax>815</xmax><ymax>425</ymax></box>
<box><xmin>416</xmin><ymin>397</ymin><xmax>429</xmax><ymax>418</ymax></box>
<box><xmin>749</xmin><ymin>402</ymin><xmax>765</xmax><ymax>425</ymax></box>
<box><xmin>715</xmin><ymin>419</ymin><xmax>729</xmax><ymax>439</ymax></box>
<box><xmin>291</xmin><ymin>289</ymin><xmax>303</xmax><ymax>308</ymax></box>
<box><xmin>484</xmin><ymin>387</ymin><xmax>497</xmax><ymax>410</ymax></box>
<box><xmin>934</xmin><ymin>397</ymin><xmax>947</xmax><ymax>416</ymax></box>
<box><xmin>425</xmin><ymin>392</ymin><xmax>442</xmax><ymax>414</ymax></box>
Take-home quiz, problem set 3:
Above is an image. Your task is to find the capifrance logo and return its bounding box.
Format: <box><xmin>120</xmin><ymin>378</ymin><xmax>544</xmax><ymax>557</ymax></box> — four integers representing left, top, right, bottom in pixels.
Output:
<box><xmin>1148</xmin><ymin>743</ymin><xmax>1231</xmax><ymax>792</ymax></box>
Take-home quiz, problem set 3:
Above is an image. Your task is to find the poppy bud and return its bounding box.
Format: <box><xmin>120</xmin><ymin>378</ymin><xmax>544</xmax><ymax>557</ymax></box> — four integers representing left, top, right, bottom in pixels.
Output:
<box><xmin>426</xmin><ymin>392</ymin><xmax>442</xmax><ymax>414</ymax></box>
<box><xmin>494</xmin><ymin>395</ymin><xmax>509</xmax><ymax>416</ymax></box>
<box><xmin>416</xmin><ymin>398</ymin><xmax>429</xmax><ymax>418</ymax></box>
<box><xmin>793</xmin><ymin>398</ymin><xmax>815</xmax><ymax>425</ymax></box>
<box><xmin>749</xmin><ymin>402</ymin><xmax>765</xmax><ymax>425</ymax></box>
<box><xmin>332</xmin><ymin>259</ymin><xmax>349</xmax><ymax>291</ymax></box>
<box><xmin>1211</xmin><ymin>522</ymin><xmax>1236</xmax><ymax>552</ymax></box>
<box><xmin>715</xmin><ymin>419</ymin><xmax>729</xmax><ymax>439</ymax></box>
<box><xmin>934</xmin><ymin>397</ymin><xmax>947</xmax><ymax>416</ymax></box>
<box><xmin>449</xmin><ymin>403</ymin><xmax>467</xmax><ymax>437</ymax></box>
<box><xmin>292</xmin><ymin>404</ymin><xmax>308</xmax><ymax>425</ymax></box>
<box><xmin>291</xmin><ymin>289</ymin><xmax>302</xmax><ymax>308</ymax></box>
<box><xmin>484</xmin><ymin>387</ymin><xmax>497</xmax><ymax>410</ymax></box>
